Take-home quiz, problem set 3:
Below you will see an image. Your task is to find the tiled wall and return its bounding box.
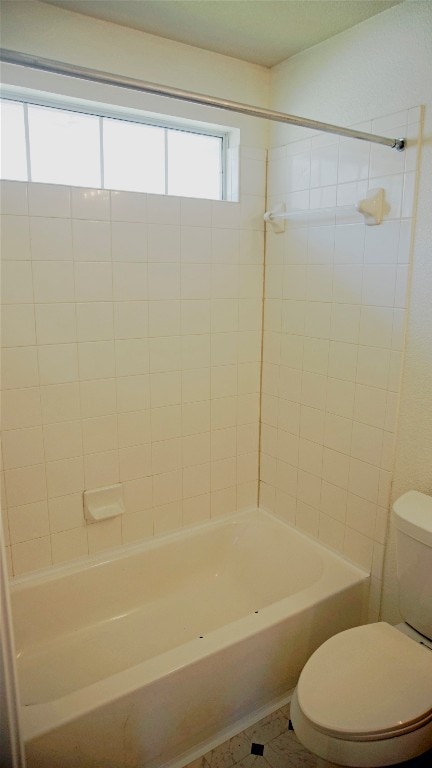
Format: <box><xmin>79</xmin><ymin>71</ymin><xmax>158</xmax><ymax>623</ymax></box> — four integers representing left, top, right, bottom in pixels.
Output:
<box><xmin>259</xmin><ymin>108</ymin><xmax>420</xmax><ymax>620</ymax></box>
<box><xmin>0</xmin><ymin>146</ymin><xmax>266</xmax><ymax>576</ymax></box>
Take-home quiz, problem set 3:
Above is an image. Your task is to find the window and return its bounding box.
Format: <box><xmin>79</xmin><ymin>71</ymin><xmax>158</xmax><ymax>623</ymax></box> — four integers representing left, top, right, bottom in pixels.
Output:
<box><xmin>0</xmin><ymin>98</ymin><xmax>225</xmax><ymax>199</ymax></box>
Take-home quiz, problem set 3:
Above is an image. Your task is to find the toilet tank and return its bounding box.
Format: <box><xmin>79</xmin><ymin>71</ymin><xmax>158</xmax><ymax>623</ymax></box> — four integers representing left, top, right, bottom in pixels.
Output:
<box><xmin>393</xmin><ymin>491</ymin><xmax>432</xmax><ymax>640</ymax></box>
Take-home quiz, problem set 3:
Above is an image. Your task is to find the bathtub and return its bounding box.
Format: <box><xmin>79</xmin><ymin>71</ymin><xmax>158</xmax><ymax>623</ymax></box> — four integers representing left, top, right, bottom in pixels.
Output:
<box><xmin>11</xmin><ymin>509</ymin><xmax>369</xmax><ymax>768</ymax></box>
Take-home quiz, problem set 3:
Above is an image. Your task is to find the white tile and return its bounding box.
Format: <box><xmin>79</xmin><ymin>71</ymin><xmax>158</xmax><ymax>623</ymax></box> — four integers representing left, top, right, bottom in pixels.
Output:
<box><xmin>149</xmin><ymin>336</ymin><xmax>181</xmax><ymax>373</ymax></box>
<box><xmin>181</xmin><ymin>300</ymin><xmax>211</xmax><ymax>335</ymax></box>
<box><xmin>343</xmin><ymin>527</ymin><xmax>373</xmax><ymax>570</ymax></box>
<box><xmin>324</xmin><ymin>412</ymin><xmax>352</xmax><ymax>454</ymax></box>
<box><xmin>74</xmin><ymin>262</ymin><xmax>113</xmax><ymax>302</ymax></box>
<box><xmin>8</xmin><ymin>500</ymin><xmax>49</xmax><ymax>544</ymax></box>
<box><xmin>181</xmin><ymin>263</ymin><xmax>211</xmax><ymax>299</ymax></box>
<box><xmin>306</xmin><ymin>265</ymin><xmax>333</xmax><ymax>302</ymax></box>
<box><xmin>40</xmin><ymin>382</ymin><xmax>80</xmax><ymax>424</ymax></box>
<box><xmin>151</xmin><ymin>405</ymin><xmax>181</xmax><ymax>442</ymax></box>
<box><xmin>328</xmin><ymin>341</ymin><xmax>358</xmax><ymax>381</ymax></box>
<box><xmin>76</xmin><ymin>302</ymin><xmax>114</xmax><ymax>342</ymax></box>
<box><xmin>150</xmin><ymin>371</ymin><xmax>181</xmax><ymax>408</ymax></box>
<box><xmin>303</xmin><ymin>302</ymin><xmax>328</xmax><ymax>338</ymax></box>
<box><xmin>302</xmin><ymin>338</ymin><xmax>329</xmax><ymax>375</ymax></box>
<box><xmin>87</xmin><ymin>517</ymin><xmax>121</xmax><ymax>554</ymax></box>
<box><xmin>1</xmin><ymin>388</ymin><xmax>41</xmax><ymax>430</ymax></box>
<box><xmin>211</xmin><ymin>228</ymin><xmax>239</xmax><ymax>264</ymax></box>
<box><xmin>364</xmin><ymin>221</ymin><xmax>400</xmax><ymax>264</ymax></box>
<box><xmin>147</xmin><ymin>194</ymin><xmax>180</xmax><ymax>225</ymax></box>
<box><xmin>111</xmin><ymin>190</ymin><xmax>147</xmax><ymax>222</ymax></box>
<box><xmin>321</xmin><ymin>481</ymin><xmax>347</xmax><ymax>523</ymax></box>
<box><xmin>148</xmin><ymin>224</ymin><xmax>180</xmax><ymax>262</ymax></box>
<box><xmin>71</xmin><ymin>187</ymin><xmax>110</xmax><ymax>219</ymax></box>
<box><xmin>72</xmin><ymin>220</ymin><xmax>111</xmax><ymax>261</ymax></box>
<box><xmin>84</xmin><ymin>450</ymin><xmax>119</xmax><ymax>490</ymax></box>
<box><xmin>326</xmin><ymin>378</ymin><xmax>355</xmax><ymax>419</ymax></box>
<box><xmin>148</xmin><ymin>263</ymin><xmax>180</xmax><ymax>300</ymax></box>
<box><xmin>334</xmin><ymin>224</ymin><xmax>364</xmax><ymax>264</ymax></box>
<box><xmin>1</xmin><ymin>214</ymin><xmax>31</xmax><ymax>259</ymax></box>
<box><xmin>1</xmin><ymin>346</ymin><xmax>39</xmax><ymax>389</ymax></box>
<box><xmin>28</xmin><ymin>183</ymin><xmax>70</xmax><ymax>218</ymax></box>
<box><xmin>52</xmin><ymin>527</ymin><xmax>88</xmax><ymax>564</ymax></box>
<box><xmin>30</xmin><ymin>217</ymin><xmax>73</xmax><ymax>260</ymax></box>
<box><xmin>152</xmin><ymin>438</ymin><xmax>182</xmax><ymax>475</ymax></box>
<box><xmin>80</xmin><ymin>378</ymin><xmax>117</xmax><ymax>418</ymax></box>
<box><xmin>43</xmin><ymin>421</ymin><xmax>83</xmax><ymax>462</ymax></box>
<box><xmin>33</xmin><ymin>261</ymin><xmax>75</xmax><ymax>303</ymax></box>
<box><xmin>0</xmin><ymin>180</ymin><xmax>28</xmax><ymax>215</ymax></box>
<box><xmin>299</xmin><ymin>405</ymin><xmax>324</xmax><ymax>443</ymax></box>
<box><xmin>332</xmin><ymin>265</ymin><xmax>363</xmax><ymax>304</ymax></box>
<box><xmin>354</xmin><ymin>384</ymin><xmax>388</xmax><ymax>428</ymax></box>
<box><xmin>181</xmin><ymin>368</ymin><xmax>210</xmax><ymax>404</ymax></box>
<box><xmin>362</xmin><ymin>264</ymin><xmax>397</xmax><ymax>306</ymax></box>
<box><xmin>310</xmin><ymin>144</ymin><xmax>338</xmax><ymax>188</ymax></box>
<box><xmin>180</xmin><ymin>197</ymin><xmax>212</xmax><ymax>228</ymax></box>
<box><xmin>5</xmin><ymin>464</ymin><xmax>47</xmax><ymax>507</ymax></box>
<box><xmin>113</xmin><ymin>262</ymin><xmax>147</xmax><ymax>301</ymax></box>
<box><xmin>1</xmin><ymin>304</ymin><xmax>36</xmax><ymax>347</ymax></box>
<box><xmin>82</xmin><ymin>415</ymin><xmax>118</xmax><ymax>454</ymax></box>
<box><xmin>119</xmin><ymin>444</ymin><xmax>151</xmax><ymax>481</ymax></box>
<box><xmin>307</xmin><ymin>226</ymin><xmax>334</xmax><ymax>265</ymax></box>
<box><xmin>359</xmin><ymin>306</ymin><xmax>393</xmax><ymax>348</ymax></box>
<box><xmin>2</xmin><ymin>426</ymin><xmax>44</xmax><ymax>470</ymax></box>
<box><xmin>115</xmin><ymin>338</ymin><xmax>149</xmax><ymax>377</ymax></box>
<box><xmin>35</xmin><ymin>303</ymin><xmax>77</xmax><ymax>344</ymax></box>
<box><xmin>211</xmin><ymin>264</ymin><xmax>239</xmax><ymax>299</ymax></box>
<box><xmin>356</xmin><ymin>346</ymin><xmax>390</xmax><ymax>388</ymax></box>
<box><xmin>182</xmin><ymin>401</ymin><xmax>211</xmax><ymax>436</ymax></box>
<box><xmin>348</xmin><ymin>458</ymin><xmax>380</xmax><ymax>503</ymax></box>
<box><xmin>330</xmin><ymin>304</ymin><xmax>360</xmax><ymax>344</ymax></box>
<box><xmin>111</xmin><ymin>221</ymin><xmax>148</xmax><ymax>262</ymax></box>
<box><xmin>12</xmin><ymin>537</ymin><xmax>52</xmax><ymax>575</ymax></box>
<box><xmin>114</xmin><ymin>301</ymin><xmax>148</xmax><ymax>339</ymax></box>
<box><xmin>38</xmin><ymin>343</ymin><xmax>78</xmax><ymax>385</ymax></box>
<box><xmin>45</xmin><ymin>457</ymin><xmax>84</xmax><ymax>498</ymax></box>
<box><xmin>1</xmin><ymin>261</ymin><xmax>33</xmax><ymax>304</ymax></box>
<box><xmin>351</xmin><ymin>422</ymin><xmax>383</xmax><ymax>466</ymax></box>
<box><xmin>123</xmin><ymin>476</ymin><xmax>153</xmax><ymax>513</ymax></box>
<box><xmin>338</xmin><ymin>139</ymin><xmax>370</xmax><ymax>184</ymax></box>
<box><xmin>78</xmin><ymin>341</ymin><xmax>116</xmax><ymax>380</ymax></box>
<box><xmin>116</xmin><ymin>375</ymin><xmax>150</xmax><ymax>413</ymax></box>
<box><xmin>118</xmin><ymin>410</ymin><xmax>151</xmax><ymax>447</ymax></box>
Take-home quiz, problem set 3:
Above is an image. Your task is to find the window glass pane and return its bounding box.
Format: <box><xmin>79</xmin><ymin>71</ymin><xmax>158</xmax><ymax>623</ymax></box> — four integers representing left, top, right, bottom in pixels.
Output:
<box><xmin>28</xmin><ymin>104</ymin><xmax>101</xmax><ymax>187</ymax></box>
<box><xmin>167</xmin><ymin>130</ymin><xmax>222</xmax><ymax>200</ymax></box>
<box><xmin>103</xmin><ymin>118</ymin><xmax>165</xmax><ymax>194</ymax></box>
<box><xmin>0</xmin><ymin>100</ymin><xmax>27</xmax><ymax>181</ymax></box>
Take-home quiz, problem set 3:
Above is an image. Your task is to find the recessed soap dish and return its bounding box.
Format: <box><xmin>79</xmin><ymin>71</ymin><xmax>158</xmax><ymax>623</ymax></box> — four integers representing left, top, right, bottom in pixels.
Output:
<box><xmin>83</xmin><ymin>484</ymin><xmax>125</xmax><ymax>522</ymax></box>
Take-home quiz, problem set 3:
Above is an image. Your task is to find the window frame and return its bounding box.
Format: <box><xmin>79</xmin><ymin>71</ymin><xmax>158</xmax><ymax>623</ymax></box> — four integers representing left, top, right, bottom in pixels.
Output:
<box><xmin>1</xmin><ymin>92</ymin><xmax>228</xmax><ymax>200</ymax></box>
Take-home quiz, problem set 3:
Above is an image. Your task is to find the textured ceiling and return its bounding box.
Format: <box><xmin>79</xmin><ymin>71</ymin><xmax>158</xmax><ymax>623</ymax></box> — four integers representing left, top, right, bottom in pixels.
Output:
<box><xmin>41</xmin><ymin>0</ymin><xmax>403</xmax><ymax>68</ymax></box>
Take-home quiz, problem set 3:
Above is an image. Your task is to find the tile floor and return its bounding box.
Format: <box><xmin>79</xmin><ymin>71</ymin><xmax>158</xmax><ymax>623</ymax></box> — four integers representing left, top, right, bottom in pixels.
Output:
<box><xmin>184</xmin><ymin>704</ymin><xmax>317</xmax><ymax>768</ymax></box>
<box><xmin>184</xmin><ymin>703</ymin><xmax>432</xmax><ymax>768</ymax></box>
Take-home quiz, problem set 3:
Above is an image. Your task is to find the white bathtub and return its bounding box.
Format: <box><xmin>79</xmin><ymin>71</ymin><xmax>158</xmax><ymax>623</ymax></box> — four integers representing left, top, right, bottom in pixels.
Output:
<box><xmin>11</xmin><ymin>509</ymin><xmax>369</xmax><ymax>768</ymax></box>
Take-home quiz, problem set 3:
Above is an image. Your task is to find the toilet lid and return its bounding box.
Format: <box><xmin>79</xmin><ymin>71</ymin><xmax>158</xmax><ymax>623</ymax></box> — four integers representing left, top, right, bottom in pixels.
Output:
<box><xmin>297</xmin><ymin>622</ymin><xmax>432</xmax><ymax>741</ymax></box>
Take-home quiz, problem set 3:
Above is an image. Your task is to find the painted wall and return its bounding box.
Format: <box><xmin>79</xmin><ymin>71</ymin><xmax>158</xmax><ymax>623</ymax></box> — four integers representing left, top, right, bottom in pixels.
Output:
<box><xmin>267</xmin><ymin>0</ymin><xmax>432</xmax><ymax>622</ymax></box>
<box><xmin>0</xmin><ymin>0</ymin><xmax>270</xmax><ymax>148</ymax></box>
<box><xmin>0</xmin><ymin>0</ymin><xmax>268</xmax><ymax>576</ymax></box>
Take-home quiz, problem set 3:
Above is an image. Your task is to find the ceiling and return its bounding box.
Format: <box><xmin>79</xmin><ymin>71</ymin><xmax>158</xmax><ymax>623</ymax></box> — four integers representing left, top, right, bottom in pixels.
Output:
<box><xmin>42</xmin><ymin>0</ymin><xmax>404</xmax><ymax>68</ymax></box>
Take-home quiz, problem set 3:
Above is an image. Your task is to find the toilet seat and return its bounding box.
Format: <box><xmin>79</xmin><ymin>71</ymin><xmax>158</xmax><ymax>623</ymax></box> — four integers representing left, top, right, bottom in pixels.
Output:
<box><xmin>297</xmin><ymin>622</ymin><xmax>432</xmax><ymax>741</ymax></box>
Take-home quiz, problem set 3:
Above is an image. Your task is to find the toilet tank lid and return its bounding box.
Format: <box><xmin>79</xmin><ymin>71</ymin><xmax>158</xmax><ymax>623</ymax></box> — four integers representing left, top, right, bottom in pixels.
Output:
<box><xmin>393</xmin><ymin>490</ymin><xmax>432</xmax><ymax>546</ymax></box>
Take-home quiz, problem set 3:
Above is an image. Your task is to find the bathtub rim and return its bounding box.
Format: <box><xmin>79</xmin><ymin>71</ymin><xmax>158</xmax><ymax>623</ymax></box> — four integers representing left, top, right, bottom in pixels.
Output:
<box><xmin>10</xmin><ymin>506</ymin><xmax>368</xmax><ymax>590</ymax></box>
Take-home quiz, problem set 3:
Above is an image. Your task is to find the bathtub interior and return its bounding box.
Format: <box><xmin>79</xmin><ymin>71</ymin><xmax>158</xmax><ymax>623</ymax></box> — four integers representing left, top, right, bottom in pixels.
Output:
<box><xmin>12</xmin><ymin>510</ymin><xmax>337</xmax><ymax>704</ymax></box>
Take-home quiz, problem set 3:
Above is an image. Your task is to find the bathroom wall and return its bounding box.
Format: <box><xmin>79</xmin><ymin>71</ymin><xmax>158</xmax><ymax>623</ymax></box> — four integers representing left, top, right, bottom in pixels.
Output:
<box><xmin>264</xmin><ymin>0</ymin><xmax>432</xmax><ymax>621</ymax></box>
<box><xmin>0</xmin><ymin>1</ymin><xmax>268</xmax><ymax>576</ymax></box>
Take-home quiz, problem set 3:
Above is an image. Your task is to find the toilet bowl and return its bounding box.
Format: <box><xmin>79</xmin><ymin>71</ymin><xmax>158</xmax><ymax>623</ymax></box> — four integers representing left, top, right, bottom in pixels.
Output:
<box><xmin>291</xmin><ymin>622</ymin><xmax>432</xmax><ymax>767</ymax></box>
<box><xmin>291</xmin><ymin>491</ymin><xmax>432</xmax><ymax>768</ymax></box>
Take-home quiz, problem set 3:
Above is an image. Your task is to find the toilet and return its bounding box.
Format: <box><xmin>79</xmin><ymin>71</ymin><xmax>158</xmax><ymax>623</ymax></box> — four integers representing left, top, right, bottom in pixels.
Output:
<box><xmin>291</xmin><ymin>490</ymin><xmax>432</xmax><ymax>767</ymax></box>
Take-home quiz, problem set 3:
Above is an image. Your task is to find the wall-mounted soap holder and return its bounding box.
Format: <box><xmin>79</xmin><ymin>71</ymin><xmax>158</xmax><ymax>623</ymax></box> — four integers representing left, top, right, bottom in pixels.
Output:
<box><xmin>84</xmin><ymin>484</ymin><xmax>125</xmax><ymax>522</ymax></box>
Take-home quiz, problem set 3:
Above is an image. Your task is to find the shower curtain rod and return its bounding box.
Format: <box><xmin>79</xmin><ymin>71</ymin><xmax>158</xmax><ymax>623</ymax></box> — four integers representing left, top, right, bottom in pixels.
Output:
<box><xmin>0</xmin><ymin>49</ymin><xmax>405</xmax><ymax>151</ymax></box>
